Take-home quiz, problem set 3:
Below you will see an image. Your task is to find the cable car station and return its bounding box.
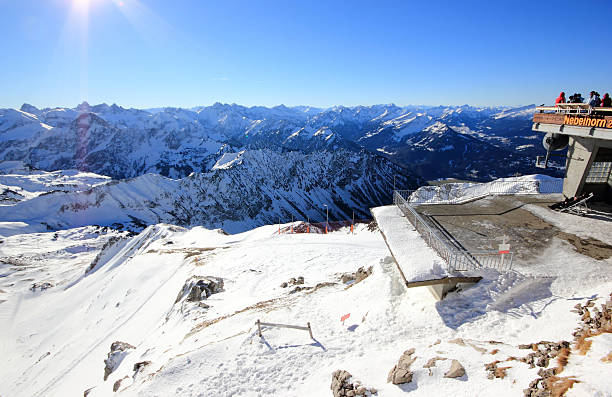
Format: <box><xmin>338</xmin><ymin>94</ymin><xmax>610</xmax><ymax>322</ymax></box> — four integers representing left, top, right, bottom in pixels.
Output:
<box><xmin>533</xmin><ymin>104</ymin><xmax>612</xmax><ymax>201</ymax></box>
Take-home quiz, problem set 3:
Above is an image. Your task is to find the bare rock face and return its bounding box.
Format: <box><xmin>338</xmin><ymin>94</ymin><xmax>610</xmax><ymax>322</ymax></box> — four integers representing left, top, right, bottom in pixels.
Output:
<box><xmin>103</xmin><ymin>341</ymin><xmax>135</xmax><ymax>381</ymax></box>
<box><xmin>423</xmin><ymin>356</ymin><xmax>447</xmax><ymax>368</ymax></box>
<box><xmin>355</xmin><ymin>266</ymin><xmax>372</xmax><ymax>283</ymax></box>
<box><xmin>387</xmin><ymin>348</ymin><xmax>417</xmax><ymax>384</ymax></box>
<box><xmin>331</xmin><ymin>369</ymin><xmax>352</xmax><ymax>397</ymax></box>
<box><xmin>340</xmin><ymin>266</ymin><xmax>373</xmax><ymax>286</ymax></box>
<box><xmin>113</xmin><ymin>376</ymin><xmax>128</xmax><ymax>392</ymax></box>
<box><xmin>444</xmin><ymin>359</ymin><xmax>466</xmax><ymax>378</ymax></box>
<box><xmin>175</xmin><ymin>276</ymin><xmax>224</xmax><ymax>303</ymax></box>
<box><xmin>133</xmin><ymin>360</ymin><xmax>151</xmax><ymax>377</ymax></box>
<box><xmin>30</xmin><ymin>282</ymin><xmax>54</xmax><ymax>292</ymax></box>
<box><xmin>280</xmin><ymin>276</ymin><xmax>305</xmax><ymax>288</ymax></box>
<box><xmin>330</xmin><ymin>370</ymin><xmax>377</xmax><ymax>396</ymax></box>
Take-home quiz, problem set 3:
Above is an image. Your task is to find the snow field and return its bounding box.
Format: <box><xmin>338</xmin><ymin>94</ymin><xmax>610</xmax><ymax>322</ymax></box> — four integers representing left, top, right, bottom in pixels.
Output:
<box><xmin>1</xmin><ymin>205</ymin><xmax>611</xmax><ymax>396</ymax></box>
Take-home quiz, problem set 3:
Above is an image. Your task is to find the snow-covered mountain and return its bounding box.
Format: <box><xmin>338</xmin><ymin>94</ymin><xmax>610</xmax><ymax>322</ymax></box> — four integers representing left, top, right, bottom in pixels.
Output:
<box><xmin>0</xmin><ymin>149</ymin><xmax>410</xmax><ymax>235</ymax></box>
<box><xmin>1</xmin><ymin>102</ymin><xmax>557</xmax><ymax>181</ymax></box>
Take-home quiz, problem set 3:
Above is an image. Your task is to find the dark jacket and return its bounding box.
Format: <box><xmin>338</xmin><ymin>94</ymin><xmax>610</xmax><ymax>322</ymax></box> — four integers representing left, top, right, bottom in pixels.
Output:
<box><xmin>602</xmin><ymin>93</ymin><xmax>611</xmax><ymax>107</ymax></box>
<box><xmin>589</xmin><ymin>94</ymin><xmax>602</xmax><ymax>107</ymax></box>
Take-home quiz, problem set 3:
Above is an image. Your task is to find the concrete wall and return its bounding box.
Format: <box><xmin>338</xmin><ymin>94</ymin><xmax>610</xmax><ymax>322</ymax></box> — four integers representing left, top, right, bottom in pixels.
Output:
<box><xmin>564</xmin><ymin>137</ymin><xmax>598</xmax><ymax>197</ymax></box>
<box><xmin>564</xmin><ymin>137</ymin><xmax>612</xmax><ymax>198</ymax></box>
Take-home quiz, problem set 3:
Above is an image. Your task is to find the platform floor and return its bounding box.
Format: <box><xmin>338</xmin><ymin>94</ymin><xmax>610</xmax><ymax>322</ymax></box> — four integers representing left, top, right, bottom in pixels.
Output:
<box><xmin>415</xmin><ymin>194</ymin><xmax>563</xmax><ymax>265</ymax></box>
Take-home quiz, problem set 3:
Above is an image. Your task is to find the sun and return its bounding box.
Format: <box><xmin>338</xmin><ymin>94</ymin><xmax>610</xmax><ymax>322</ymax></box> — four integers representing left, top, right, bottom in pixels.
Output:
<box><xmin>73</xmin><ymin>0</ymin><xmax>93</xmax><ymax>11</ymax></box>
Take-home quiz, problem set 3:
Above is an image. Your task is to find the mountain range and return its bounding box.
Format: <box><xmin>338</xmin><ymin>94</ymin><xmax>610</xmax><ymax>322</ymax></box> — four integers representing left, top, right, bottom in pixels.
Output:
<box><xmin>0</xmin><ymin>102</ymin><xmax>560</xmax><ymax>233</ymax></box>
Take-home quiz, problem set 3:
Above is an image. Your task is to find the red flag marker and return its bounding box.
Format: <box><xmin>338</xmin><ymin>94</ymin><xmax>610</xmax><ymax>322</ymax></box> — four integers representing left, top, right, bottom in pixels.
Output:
<box><xmin>341</xmin><ymin>313</ymin><xmax>350</xmax><ymax>324</ymax></box>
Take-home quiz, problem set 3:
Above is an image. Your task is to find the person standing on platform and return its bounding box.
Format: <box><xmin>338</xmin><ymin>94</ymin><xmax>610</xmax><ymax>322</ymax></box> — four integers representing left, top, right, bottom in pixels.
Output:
<box><xmin>570</xmin><ymin>93</ymin><xmax>583</xmax><ymax>103</ymax></box>
<box><xmin>588</xmin><ymin>91</ymin><xmax>602</xmax><ymax>107</ymax></box>
<box><xmin>601</xmin><ymin>93</ymin><xmax>611</xmax><ymax>107</ymax></box>
<box><xmin>555</xmin><ymin>92</ymin><xmax>566</xmax><ymax>105</ymax></box>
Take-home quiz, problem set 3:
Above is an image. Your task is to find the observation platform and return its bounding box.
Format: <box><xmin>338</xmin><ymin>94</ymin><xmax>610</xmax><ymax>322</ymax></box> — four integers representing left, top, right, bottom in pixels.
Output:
<box><xmin>371</xmin><ymin>205</ymin><xmax>482</xmax><ymax>300</ymax></box>
<box><xmin>415</xmin><ymin>194</ymin><xmax>561</xmax><ymax>265</ymax></box>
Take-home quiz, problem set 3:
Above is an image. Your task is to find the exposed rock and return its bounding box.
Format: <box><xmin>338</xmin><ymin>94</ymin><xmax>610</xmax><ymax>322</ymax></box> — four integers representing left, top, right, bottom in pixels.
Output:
<box><xmin>175</xmin><ymin>276</ymin><xmax>224</xmax><ymax>303</ymax></box>
<box><xmin>341</xmin><ymin>273</ymin><xmax>355</xmax><ymax>284</ymax></box>
<box><xmin>331</xmin><ymin>369</ymin><xmax>377</xmax><ymax>396</ymax></box>
<box><xmin>355</xmin><ymin>267</ymin><xmax>372</xmax><ymax>282</ymax></box>
<box><xmin>281</xmin><ymin>276</ymin><xmax>305</xmax><ymax>288</ymax></box>
<box><xmin>423</xmin><ymin>356</ymin><xmax>446</xmax><ymax>368</ymax></box>
<box><xmin>30</xmin><ymin>282</ymin><xmax>54</xmax><ymax>292</ymax></box>
<box><xmin>133</xmin><ymin>360</ymin><xmax>151</xmax><ymax>376</ymax></box>
<box><xmin>523</xmin><ymin>293</ymin><xmax>611</xmax><ymax>396</ymax></box>
<box><xmin>104</xmin><ymin>341</ymin><xmax>135</xmax><ymax>381</ymax></box>
<box><xmin>331</xmin><ymin>369</ymin><xmax>352</xmax><ymax>397</ymax></box>
<box><xmin>86</xmin><ymin>236</ymin><xmax>127</xmax><ymax>273</ymax></box>
<box><xmin>341</xmin><ymin>266</ymin><xmax>373</xmax><ymax>286</ymax></box>
<box><xmin>84</xmin><ymin>387</ymin><xmax>94</xmax><ymax>397</ymax></box>
<box><xmin>113</xmin><ymin>376</ymin><xmax>128</xmax><ymax>392</ymax></box>
<box><xmin>485</xmin><ymin>360</ymin><xmax>511</xmax><ymax>380</ymax></box>
<box><xmin>444</xmin><ymin>359</ymin><xmax>465</xmax><ymax>378</ymax></box>
<box><xmin>387</xmin><ymin>348</ymin><xmax>416</xmax><ymax>384</ymax></box>
<box><xmin>448</xmin><ymin>338</ymin><xmax>466</xmax><ymax>346</ymax></box>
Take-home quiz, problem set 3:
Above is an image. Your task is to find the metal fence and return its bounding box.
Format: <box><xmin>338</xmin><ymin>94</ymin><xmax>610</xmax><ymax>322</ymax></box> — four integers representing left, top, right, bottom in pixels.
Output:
<box><xmin>404</xmin><ymin>179</ymin><xmax>563</xmax><ymax>206</ymax></box>
<box><xmin>393</xmin><ymin>190</ymin><xmax>513</xmax><ymax>272</ymax></box>
<box><xmin>393</xmin><ymin>179</ymin><xmax>562</xmax><ymax>272</ymax></box>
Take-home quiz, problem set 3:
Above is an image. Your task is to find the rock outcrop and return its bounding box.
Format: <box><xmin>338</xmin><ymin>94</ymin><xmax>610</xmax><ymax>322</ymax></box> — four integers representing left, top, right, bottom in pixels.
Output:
<box><xmin>444</xmin><ymin>359</ymin><xmax>465</xmax><ymax>378</ymax></box>
<box><xmin>133</xmin><ymin>360</ymin><xmax>151</xmax><ymax>377</ymax></box>
<box><xmin>340</xmin><ymin>266</ymin><xmax>373</xmax><ymax>286</ymax></box>
<box><xmin>30</xmin><ymin>282</ymin><xmax>54</xmax><ymax>291</ymax></box>
<box><xmin>523</xmin><ymin>293</ymin><xmax>611</xmax><ymax>396</ymax></box>
<box><xmin>280</xmin><ymin>276</ymin><xmax>304</xmax><ymax>288</ymax></box>
<box><xmin>330</xmin><ymin>370</ymin><xmax>377</xmax><ymax>396</ymax></box>
<box><xmin>387</xmin><ymin>348</ymin><xmax>416</xmax><ymax>384</ymax></box>
<box><xmin>113</xmin><ymin>376</ymin><xmax>128</xmax><ymax>392</ymax></box>
<box><xmin>103</xmin><ymin>341</ymin><xmax>135</xmax><ymax>381</ymax></box>
<box><xmin>175</xmin><ymin>276</ymin><xmax>224</xmax><ymax>303</ymax></box>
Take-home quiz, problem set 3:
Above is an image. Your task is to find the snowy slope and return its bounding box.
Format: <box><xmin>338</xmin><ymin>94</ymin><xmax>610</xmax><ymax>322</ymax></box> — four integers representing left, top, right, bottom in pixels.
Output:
<box><xmin>0</xmin><ymin>162</ymin><xmax>110</xmax><ymax>203</ymax></box>
<box><xmin>1</xmin><ymin>205</ymin><xmax>611</xmax><ymax>397</ymax></box>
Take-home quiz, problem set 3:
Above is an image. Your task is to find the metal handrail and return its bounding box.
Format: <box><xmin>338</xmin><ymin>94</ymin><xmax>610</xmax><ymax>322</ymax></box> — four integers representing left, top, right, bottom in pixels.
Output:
<box><xmin>393</xmin><ymin>190</ymin><xmax>514</xmax><ymax>272</ymax></box>
<box><xmin>393</xmin><ymin>179</ymin><xmax>561</xmax><ymax>271</ymax></box>
<box><xmin>406</xmin><ymin>179</ymin><xmax>562</xmax><ymax>206</ymax></box>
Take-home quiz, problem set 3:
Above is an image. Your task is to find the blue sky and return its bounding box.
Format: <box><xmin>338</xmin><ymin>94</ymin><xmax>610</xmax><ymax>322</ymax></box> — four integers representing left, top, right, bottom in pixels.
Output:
<box><xmin>2</xmin><ymin>0</ymin><xmax>612</xmax><ymax>109</ymax></box>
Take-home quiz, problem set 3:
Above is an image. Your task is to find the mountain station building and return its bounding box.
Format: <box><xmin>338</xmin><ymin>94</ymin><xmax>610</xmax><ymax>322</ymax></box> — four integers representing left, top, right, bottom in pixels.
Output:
<box><xmin>533</xmin><ymin>104</ymin><xmax>612</xmax><ymax>202</ymax></box>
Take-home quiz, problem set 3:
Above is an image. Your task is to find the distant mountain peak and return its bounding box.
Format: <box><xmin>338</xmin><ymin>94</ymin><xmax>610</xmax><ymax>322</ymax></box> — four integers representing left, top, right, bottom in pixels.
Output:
<box><xmin>20</xmin><ymin>103</ymin><xmax>39</xmax><ymax>114</ymax></box>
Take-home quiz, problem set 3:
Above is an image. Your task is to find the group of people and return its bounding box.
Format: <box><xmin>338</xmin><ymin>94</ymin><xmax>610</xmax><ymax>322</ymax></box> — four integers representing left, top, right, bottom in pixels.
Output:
<box><xmin>555</xmin><ymin>91</ymin><xmax>612</xmax><ymax>107</ymax></box>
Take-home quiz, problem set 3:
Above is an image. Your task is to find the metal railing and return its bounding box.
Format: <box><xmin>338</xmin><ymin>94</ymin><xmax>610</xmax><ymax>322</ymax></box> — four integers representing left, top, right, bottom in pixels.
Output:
<box><xmin>393</xmin><ymin>190</ymin><xmax>513</xmax><ymax>272</ymax></box>
<box><xmin>392</xmin><ymin>179</ymin><xmax>562</xmax><ymax>271</ymax></box>
<box><xmin>404</xmin><ymin>179</ymin><xmax>563</xmax><ymax>206</ymax></box>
